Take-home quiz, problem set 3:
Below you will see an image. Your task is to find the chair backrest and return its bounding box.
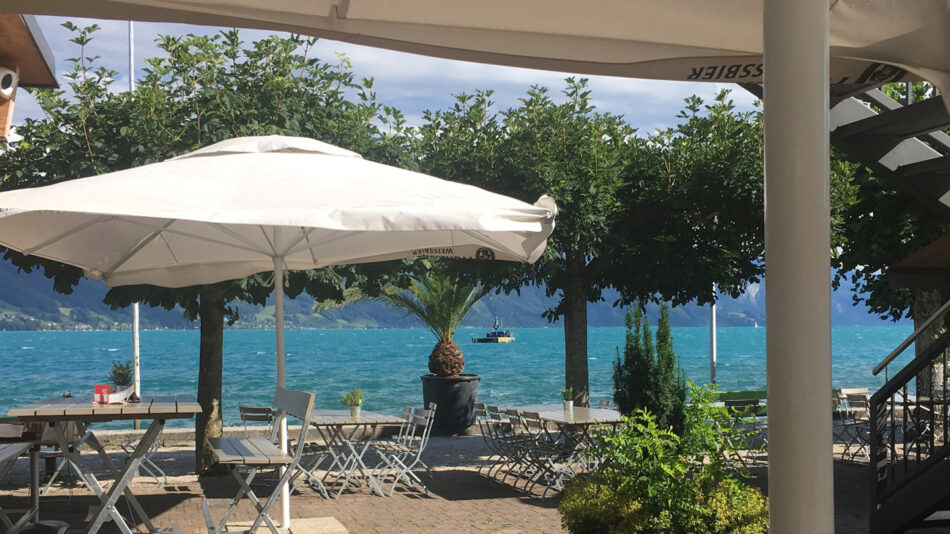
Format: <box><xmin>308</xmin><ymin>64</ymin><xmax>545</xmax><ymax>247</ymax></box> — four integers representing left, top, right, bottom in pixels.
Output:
<box><xmin>597</xmin><ymin>399</ymin><xmax>613</xmax><ymax>408</ymax></box>
<box><xmin>845</xmin><ymin>393</ymin><xmax>870</xmax><ymax>417</ymax></box>
<box><xmin>412</xmin><ymin>403</ymin><xmax>437</xmax><ymax>454</ymax></box>
<box><xmin>272</xmin><ymin>387</ymin><xmax>316</xmax><ymax>458</ymax></box>
<box><xmin>840</xmin><ymin>387</ymin><xmax>869</xmax><ymax>397</ymax></box>
<box><xmin>240</xmin><ymin>405</ymin><xmax>277</xmax><ymax>440</ymax></box>
<box><xmin>725</xmin><ymin>399</ymin><xmax>760</xmax><ymax>422</ymax></box>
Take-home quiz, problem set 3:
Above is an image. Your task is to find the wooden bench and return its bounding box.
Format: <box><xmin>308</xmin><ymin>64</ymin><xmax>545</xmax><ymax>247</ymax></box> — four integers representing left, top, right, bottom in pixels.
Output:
<box><xmin>203</xmin><ymin>388</ymin><xmax>314</xmax><ymax>534</ymax></box>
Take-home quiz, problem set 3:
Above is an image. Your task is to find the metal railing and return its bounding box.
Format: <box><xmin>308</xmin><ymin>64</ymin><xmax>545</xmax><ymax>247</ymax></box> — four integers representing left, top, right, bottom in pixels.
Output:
<box><xmin>869</xmin><ymin>328</ymin><xmax>950</xmax><ymax>524</ymax></box>
<box><xmin>873</xmin><ymin>298</ymin><xmax>950</xmax><ymax>380</ymax></box>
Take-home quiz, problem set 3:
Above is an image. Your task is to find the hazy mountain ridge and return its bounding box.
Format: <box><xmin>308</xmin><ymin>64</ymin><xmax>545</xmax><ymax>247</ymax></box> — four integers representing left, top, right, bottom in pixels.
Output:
<box><xmin>0</xmin><ymin>260</ymin><xmax>906</xmax><ymax>330</ymax></box>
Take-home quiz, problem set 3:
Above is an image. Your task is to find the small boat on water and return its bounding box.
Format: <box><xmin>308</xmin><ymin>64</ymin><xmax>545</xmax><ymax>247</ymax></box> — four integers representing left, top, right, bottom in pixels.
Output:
<box><xmin>472</xmin><ymin>318</ymin><xmax>515</xmax><ymax>343</ymax></box>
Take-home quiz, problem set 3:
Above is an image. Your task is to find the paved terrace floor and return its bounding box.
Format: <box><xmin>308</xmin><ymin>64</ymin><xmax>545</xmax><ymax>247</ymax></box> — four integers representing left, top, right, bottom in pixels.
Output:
<box><xmin>0</xmin><ymin>436</ymin><xmax>873</xmax><ymax>533</ymax></box>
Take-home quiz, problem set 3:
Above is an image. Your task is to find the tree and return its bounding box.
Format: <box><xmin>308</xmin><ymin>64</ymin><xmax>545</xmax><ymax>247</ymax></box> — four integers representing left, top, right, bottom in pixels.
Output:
<box><xmin>0</xmin><ymin>25</ymin><xmax>411</xmax><ymax>472</ymax></box>
<box><xmin>379</xmin><ymin>269</ymin><xmax>490</xmax><ymax>377</ymax></box>
<box><xmin>613</xmin><ymin>302</ymin><xmax>687</xmax><ymax>434</ymax></box>
<box><xmin>830</xmin><ymin>81</ymin><xmax>950</xmax><ymax>386</ymax></box>
<box><xmin>418</xmin><ymin>81</ymin><xmax>764</xmax><ymax>405</ymax></box>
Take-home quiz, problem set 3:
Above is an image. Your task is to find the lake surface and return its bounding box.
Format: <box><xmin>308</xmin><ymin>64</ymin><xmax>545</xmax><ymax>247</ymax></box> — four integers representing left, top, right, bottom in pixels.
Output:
<box><xmin>0</xmin><ymin>326</ymin><xmax>913</xmax><ymax>428</ymax></box>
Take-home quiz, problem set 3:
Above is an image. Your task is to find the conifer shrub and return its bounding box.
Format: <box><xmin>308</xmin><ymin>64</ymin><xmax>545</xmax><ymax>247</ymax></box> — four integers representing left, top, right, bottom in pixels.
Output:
<box><xmin>613</xmin><ymin>301</ymin><xmax>687</xmax><ymax>434</ymax></box>
<box><xmin>558</xmin><ymin>385</ymin><xmax>768</xmax><ymax>534</ymax></box>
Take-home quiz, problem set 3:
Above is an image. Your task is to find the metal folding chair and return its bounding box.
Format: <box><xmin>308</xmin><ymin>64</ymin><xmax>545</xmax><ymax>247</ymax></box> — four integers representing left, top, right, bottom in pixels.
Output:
<box><xmin>840</xmin><ymin>393</ymin><xmax>871</xmax><ymax>460</ymax></box>
<box><xmin>239</xmin><ymin>406</ymin><xmax>278</xmax><ymax>441</ymax></box>
<box><xmin>203</xmin><ymin>388</ymin><xmax>315</xmax><ymax>534</ymax></box>
<box><xmin>121</xmin><ymin>431</ymin><xmax>167</xmax><ymax>488</ymax></box>
<box><xmin>373</xmin><ymin>403</ymin><xmax>437</xmax><ymax>496</ymax></box>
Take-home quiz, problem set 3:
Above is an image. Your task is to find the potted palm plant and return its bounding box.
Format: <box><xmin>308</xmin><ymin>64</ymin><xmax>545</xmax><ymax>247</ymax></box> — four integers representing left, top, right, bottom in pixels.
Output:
<box><xmin>380</xmin><ymin>271</ymin><xmax>490</xmax><ymax>435</ymax></box>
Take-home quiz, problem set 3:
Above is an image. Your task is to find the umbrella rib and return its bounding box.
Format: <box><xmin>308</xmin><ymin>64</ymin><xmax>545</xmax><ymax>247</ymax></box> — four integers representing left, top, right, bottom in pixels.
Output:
<box><xmin>120</xmin><ymin>220</ymin><xmax>268</xmax><ymax>256</ymax></box>
<box><xmin>22</xmin><ymin>215</ymin><xmax>116</xmax><ymax>256</ymax></box>
<box><xmin>102</xmin><ymin>219</ymin><xmax>176</xmax><ymax>277</ymax></box>
<box><xmin>205</xmin><ymin>223</ymin><xmax>274</xmax><ymax>256</ymax></box>
<box><xmin>284</xmin><ymin>230</ymin><xmax>354</xmax><ymax>258</ymax></box>
<box><xmin>278</xmin><ymin>227</ymin><xmax>318</xmax><ymax>258</ymax></box>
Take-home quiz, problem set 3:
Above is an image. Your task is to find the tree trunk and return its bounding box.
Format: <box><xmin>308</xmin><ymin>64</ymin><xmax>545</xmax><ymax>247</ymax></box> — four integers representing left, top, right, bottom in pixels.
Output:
<box><xmin>912</xmin><ymin>288</ymin><xmax>950</xmax><ymax>398</ymax></box>
<box><xmin>196</xmin><ymin>286</ymin><xmax>225</xmax><ymax>474</ymax></box>
<box><xmin>563</xmin><ymin>256</ymin><xmax>590</xmax><ymax>407</ymax></box>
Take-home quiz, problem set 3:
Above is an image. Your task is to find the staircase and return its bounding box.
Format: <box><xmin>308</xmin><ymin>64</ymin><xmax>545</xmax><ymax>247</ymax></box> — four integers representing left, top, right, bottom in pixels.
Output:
<box><xmin>739</xmin><ymin>82</ymin><xmax>950</xmax><ymax>533</ymax></box>
<box><xmin>869</xmin><ymin>319</ymin><xmax>950</xmax><ymax>534</ymax></box>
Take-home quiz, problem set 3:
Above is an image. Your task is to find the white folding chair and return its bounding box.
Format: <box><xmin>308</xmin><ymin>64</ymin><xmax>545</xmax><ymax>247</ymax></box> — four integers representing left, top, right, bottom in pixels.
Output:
<box><xmin>120</xmin><ymin>431</ymin><xmax>167</xmax><ymax>488</ymax></box>
<box><xmin>373</xmin><ymin>403</ymin><xmax>437</xmax><ymax>496</ymax></box>
<box><xmin>203</xmin><ymin>388</ymin><xmax>315</xmax><ymax>534</ymax></box>
<box><xmin>840</xmin><ymin>393</ymin><xmax>871</xmax><ymax>460</ymax></box>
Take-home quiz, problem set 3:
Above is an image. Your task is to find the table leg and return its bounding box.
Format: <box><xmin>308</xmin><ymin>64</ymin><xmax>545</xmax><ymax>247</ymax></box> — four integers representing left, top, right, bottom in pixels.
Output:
<box><xmin>31</xmin><ymin>444</ymin><xmax>38</xmax><ymax>523</ymax></box>
<box><xmin>85</xmin><ymin>421</ymin><xmax>166</xmax><ymax>534</ymax></box>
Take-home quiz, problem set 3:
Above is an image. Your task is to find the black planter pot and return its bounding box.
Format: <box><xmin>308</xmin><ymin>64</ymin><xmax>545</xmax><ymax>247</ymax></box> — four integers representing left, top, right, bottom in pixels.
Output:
<box><xmin>420</xmin><ymin>374</ymin><xmax>481</xmax><ymax>436</ymax></box>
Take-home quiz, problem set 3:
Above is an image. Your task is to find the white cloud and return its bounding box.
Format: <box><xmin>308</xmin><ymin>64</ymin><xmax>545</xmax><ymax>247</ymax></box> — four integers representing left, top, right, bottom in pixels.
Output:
<box><xmin>14</xmin><ymin>15</ymin><xmax>760</xmax><ymax>131</ymax></box>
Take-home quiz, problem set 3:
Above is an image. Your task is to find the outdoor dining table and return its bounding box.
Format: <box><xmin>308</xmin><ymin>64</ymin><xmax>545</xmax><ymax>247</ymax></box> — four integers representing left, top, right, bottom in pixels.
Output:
<box><xmin>507</xmin><ymin>404</ymin><xmax>624</xmax><ymax>448</ymax></box>
<box><xmin>7</xmin><ymin>395</ymin><xmax>200</xmax><ymax>534</ymax></box>
<box><xmin>307</xmin><ymin>410</ymin><xmax>405</xmax><ymax>498</ymax></box>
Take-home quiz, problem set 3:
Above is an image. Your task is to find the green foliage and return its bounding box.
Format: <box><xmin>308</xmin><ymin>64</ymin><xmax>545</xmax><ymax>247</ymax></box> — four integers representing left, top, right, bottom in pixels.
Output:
<box><xmin>558</xmin><ymin>385</ymin><xmax>768</xmax><ymax>534</ymax></box>
<box><xmin>341</xmin><ymin>387</ymin><xmax>363</xmax><ymax>406</ymax></box>
<box><xmin>830</xmin><ymin>81</ymin><xmax>948</xmax><ymax>321</ymax></box>
<box><xmin>417</xmin><ymin>82</ymin><xmax>764</xmax><ymax>400</ymax></box>
<box><xmin>108</xmin><ymin>360</ymin><xmax>133</xmax><ymax>387</ymax></box>
<box><xmin>560</xmin><ymin>386</ymin><xmax>574</xmax><ymax>401</ymax></box>
<box><xmin>613</xmin><ymin>302</ymin><xmax>687</xmax><ymax>434</ymax></box>
<box><xmin>378</xmin><ymin>269</ymin><xmax>489</xmax><ymax>344</ymax></box>
<box><xmin>0</xmin><ymin>24</ymin><xmax>413</xmax><ymax>315</ymax></box>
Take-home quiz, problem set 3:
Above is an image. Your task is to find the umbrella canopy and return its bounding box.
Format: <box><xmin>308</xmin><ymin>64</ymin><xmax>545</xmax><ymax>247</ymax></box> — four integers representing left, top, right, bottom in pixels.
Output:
<box><xmin>0</xmin><ymin>135</ymin><xmax>556</xmax><ymax>287</ymax></box>
<box><xmin>13</xmin><ymin>0</ymin><xmax>950</xmax><ymax>97</ymax></box>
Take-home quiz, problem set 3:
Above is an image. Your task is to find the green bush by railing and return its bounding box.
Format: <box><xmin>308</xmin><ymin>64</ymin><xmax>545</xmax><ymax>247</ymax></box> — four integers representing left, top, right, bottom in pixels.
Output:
<box><xmin>558</xmin><ymin>384</ymin><xmax>769</xmax><ymax>533</ymax></box>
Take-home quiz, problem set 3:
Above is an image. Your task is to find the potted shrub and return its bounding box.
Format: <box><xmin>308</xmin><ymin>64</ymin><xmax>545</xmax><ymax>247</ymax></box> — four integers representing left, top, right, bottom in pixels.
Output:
<box><xmin>108</xmin><ymin>360</ymin><xmax>139</xmax><ymax>403</ymax></box>
<box><xmin>342</xmin><ymin>387</ymin><xmax>364</xmax><ymax>419</ymax></box>
<box><xmin>561</xmin><ymin>387</ymin><xmax>574</xmax><ymax>412</ymax></box>
<box><xmin>379</xmin><ymin>271</ymin><xmax>489</xmax><ymax>435</ymax></box>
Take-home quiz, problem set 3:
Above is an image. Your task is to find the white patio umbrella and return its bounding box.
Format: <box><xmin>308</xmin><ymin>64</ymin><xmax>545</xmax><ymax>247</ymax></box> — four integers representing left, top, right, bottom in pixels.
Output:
<box><xmin>0</xmin><ymin>134</ymin><xmax>556</xmax><ymax>529</ymax></box>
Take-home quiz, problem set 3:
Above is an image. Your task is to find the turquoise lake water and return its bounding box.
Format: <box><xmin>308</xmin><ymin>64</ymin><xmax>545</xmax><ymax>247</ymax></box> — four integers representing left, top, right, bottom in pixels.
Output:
<box><xmin>0</xmin><ymin>326</ymin><xmax>914</xmax><ymax>428</ymax></box>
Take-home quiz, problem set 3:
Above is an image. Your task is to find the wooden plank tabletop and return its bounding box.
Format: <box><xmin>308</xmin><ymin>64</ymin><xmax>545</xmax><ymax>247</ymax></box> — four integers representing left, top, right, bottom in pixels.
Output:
<box><xmin>508</xmin><ymin>405</ymin><xmax>623</xmax><ymax>425</ymax></box>
<box><xmin>8</xmin><ymin>396</ymin><xmax>201</xmax><ymax>422</ymax></box>
<box><xmin>310</xmin><ymin>410</ymin><xmax>404</xmax><ymax>426</ymax></box>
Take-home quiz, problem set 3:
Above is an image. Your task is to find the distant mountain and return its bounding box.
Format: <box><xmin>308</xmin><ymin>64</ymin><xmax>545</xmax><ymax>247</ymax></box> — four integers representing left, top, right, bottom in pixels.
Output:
<box><xmin>0</xmin><ymin>260</ymin><xmax>907</xmax><ymax>330</ymax></box>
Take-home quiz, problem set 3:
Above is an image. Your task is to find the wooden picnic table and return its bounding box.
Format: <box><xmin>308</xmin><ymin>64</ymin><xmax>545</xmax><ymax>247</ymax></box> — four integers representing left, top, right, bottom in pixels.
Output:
<box><xmin>8</xmin><ymin>395</ymin><xmax>200</xmax><ymax>534</ymax></box>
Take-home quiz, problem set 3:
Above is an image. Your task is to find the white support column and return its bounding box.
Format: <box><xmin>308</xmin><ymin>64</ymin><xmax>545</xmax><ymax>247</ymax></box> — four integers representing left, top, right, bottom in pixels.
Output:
<box><xmin>764</xmin><ymin>1</ymin><xmax>833</xmax><ymax>533</ymax></box>
<box><xmin>273</xmin><ymin>257</ymin><xmax>290</xmax><ymax>533</ymax></box>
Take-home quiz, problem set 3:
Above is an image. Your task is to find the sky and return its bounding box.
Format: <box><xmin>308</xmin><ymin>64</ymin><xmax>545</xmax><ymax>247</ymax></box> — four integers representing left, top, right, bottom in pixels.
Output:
<box><xmin>14</xmin><ymin>15</ymin><xmax>759</xmax><ymax>133</ymax></box>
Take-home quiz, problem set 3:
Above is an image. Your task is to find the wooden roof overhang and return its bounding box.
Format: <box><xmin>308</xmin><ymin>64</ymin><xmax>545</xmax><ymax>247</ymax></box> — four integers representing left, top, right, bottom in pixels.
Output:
<box><xmin>0</xmin><ymin>13</ymin><xmax>57</xmax><ymax>88</ymax></box>
<box><xmin>889</xmin><ymin>232</ymin><xmax>950</xmax><ymax>289</ymax></box>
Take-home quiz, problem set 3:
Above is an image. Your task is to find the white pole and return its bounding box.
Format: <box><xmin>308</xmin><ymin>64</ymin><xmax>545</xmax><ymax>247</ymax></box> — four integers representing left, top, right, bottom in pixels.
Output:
<box><xmin>133</xmin><ymin>304</ymin><xmax>140</xmax><ymax>396</ymax></box>
<box><xmin>709</xmin><ymin>287</ymin><xmax>717</xmax><ymax>385</ymax></box>
<box><xmin>273</xmin><ymin>256</ymin><xmax>289</xmax><ymax>532</ymax></box>
<box><xmin>764</xmin><ymin>1</ymin><xmax>833</xmax><ymax>533</ymax></box>
<box><xmin>128</xmin><ymin>21</ymin><xmax>135</xmax><ymax>92</ymax></box>
<box><xmin>129</xmin><ymin>21</ymin><xmax>141</xmax><ymax>429</ymax></box>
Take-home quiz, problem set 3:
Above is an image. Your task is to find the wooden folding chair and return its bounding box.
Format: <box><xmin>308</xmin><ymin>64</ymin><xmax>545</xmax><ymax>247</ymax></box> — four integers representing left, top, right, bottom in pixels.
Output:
<box><xmin>203</xmin><ymin>388</ymin><xmax>315</xmax><ymax>534</ymax></box>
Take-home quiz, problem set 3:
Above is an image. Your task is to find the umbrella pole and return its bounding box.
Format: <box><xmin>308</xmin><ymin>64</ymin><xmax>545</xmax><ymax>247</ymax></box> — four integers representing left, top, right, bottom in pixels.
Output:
<box><xmin>273</xmin><ymin>257</ymin><xmax>290</xmax><ymax>532</ymax></box>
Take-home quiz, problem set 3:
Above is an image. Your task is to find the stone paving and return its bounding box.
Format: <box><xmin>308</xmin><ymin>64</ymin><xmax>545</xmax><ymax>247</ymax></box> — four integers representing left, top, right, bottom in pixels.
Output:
<box><xmin>0</xmin><ymin>437</ymin><xmax>567</xmax><ymax>534</ymax></box>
